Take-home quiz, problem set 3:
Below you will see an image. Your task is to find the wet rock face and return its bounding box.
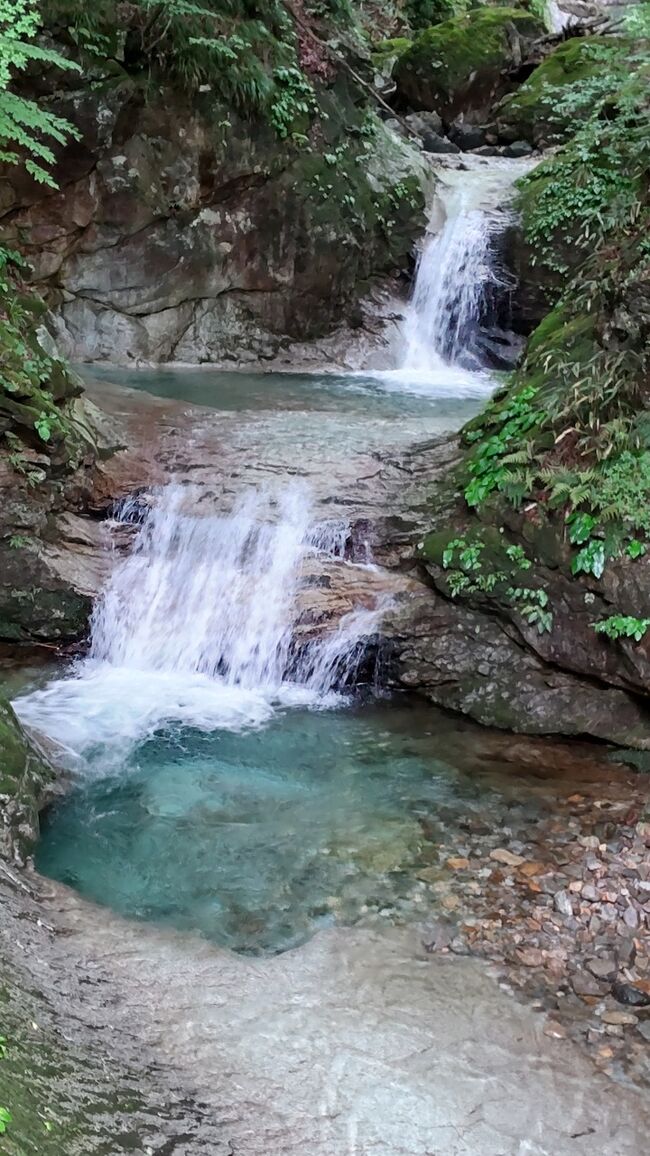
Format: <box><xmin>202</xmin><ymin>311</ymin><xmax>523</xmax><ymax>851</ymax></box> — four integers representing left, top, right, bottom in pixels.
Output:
<box><xmin>0</xmin><ymin>696</ymin><xmax>52</xmax><ymax>864</ymax></box>
<box><xmin>390</xmin><ymin>587</ymin><xmax>650</xmax><ymax>747</ymax></box>
<box><xmin>0</xmin><ymin>80</ymin><xmax>430</xmax><ymax>365</ymax></box>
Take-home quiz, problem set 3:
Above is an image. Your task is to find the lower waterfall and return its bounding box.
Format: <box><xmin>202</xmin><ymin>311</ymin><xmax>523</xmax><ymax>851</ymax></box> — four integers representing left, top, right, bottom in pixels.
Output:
<box><xmin>15</xmin><ymin>485</ymin><xmax>381</xmax><ymax>765</ymax></box>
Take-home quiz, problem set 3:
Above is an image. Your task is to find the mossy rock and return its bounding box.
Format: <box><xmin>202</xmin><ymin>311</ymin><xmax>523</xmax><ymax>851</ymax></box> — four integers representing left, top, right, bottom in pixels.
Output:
<box><xmin>371</xmin><ymin>37</ymin><xmax>413</xmax><ymax>85</ymax></box>
<box><xmin>394</xmin><ymin>7</ymin><xmax>545</xmax><ymax>121</ymax></box>
<box><xmin>496</xmin><ymin>38</ymin><xmax>619</xmax><ymax>146</ymax></box>
<box><xmin>0</xmin><ymin>695</ymin><xmax>53</xmax><ymax>864</ymax></box>
<box><xmin>405</xmin><ymin>0</ymin><xmax>464</xmax><ymax>32</ymax></box>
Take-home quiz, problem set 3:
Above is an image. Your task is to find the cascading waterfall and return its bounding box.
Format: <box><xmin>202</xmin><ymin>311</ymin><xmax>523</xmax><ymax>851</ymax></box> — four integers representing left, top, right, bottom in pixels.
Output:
<box><xmin>399</xmin><ymin>161</ymin><xmax>528</xmax><ymax>378</ymax></box>
<box><xmin>15</xmin><ymin>484</ymin><xmax>382</xmax><ymax>766</ymax></box>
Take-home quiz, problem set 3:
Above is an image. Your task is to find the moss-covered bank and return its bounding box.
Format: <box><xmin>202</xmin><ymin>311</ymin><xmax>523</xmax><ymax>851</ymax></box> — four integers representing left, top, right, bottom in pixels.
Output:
<box><xmin>400</xmin><ymin>19</ymin><xmax>650</xmax><ymax>746</ymax></box>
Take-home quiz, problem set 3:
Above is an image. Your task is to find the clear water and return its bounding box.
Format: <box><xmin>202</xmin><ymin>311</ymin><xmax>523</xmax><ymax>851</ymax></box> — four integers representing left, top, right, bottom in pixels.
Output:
<box><xmin>80</xmin><ymin>362</ymin><xmax>492</xmax><ymax>415</ymax></box>
<box><xmin>35</xmin><ymin>701</ymin><xmax>525</xmax><ymax>954</ymax></box>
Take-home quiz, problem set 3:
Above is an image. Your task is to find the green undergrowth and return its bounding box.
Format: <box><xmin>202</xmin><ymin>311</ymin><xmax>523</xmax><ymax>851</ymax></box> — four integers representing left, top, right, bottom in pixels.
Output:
<box><xmin>0</xmin><ymin>248</ymin><xmax>91</xmax><ymax>473</ymax></box>
<box><xmin>451</xmin><ymin>21</ymin><xmax>650</xmax><ymax>644</ymax></box>
<box><xmin>420</xmin><ymin>527</ymin><xmax>554</xmax><ymax>633</ymax></box>
<box><xmin>41</xmin><ymin>0</ymin><xmax>363</xmax><ymax>140</ymax></box>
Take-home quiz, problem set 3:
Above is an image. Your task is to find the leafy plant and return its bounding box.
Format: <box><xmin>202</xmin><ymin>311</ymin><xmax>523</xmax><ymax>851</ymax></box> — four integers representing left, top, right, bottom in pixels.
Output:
<box><xmin>507</xmin><ymin>586</ymin><xmax>553</xmax><ymax>634</ymax></box>
<box><xmin>0</xmin><ymin>0</ymin><xmax>81</xmax><ymax>184</ymax></box>
<box><xmin>0</xmin><ymin>1106</ymin><xmax>11</xmax><ymax>1134</ymax></box>
<box><xmin>594</xmin><ymin>615</ymin><xmax>650</xmax><ymax>642</ymax></box>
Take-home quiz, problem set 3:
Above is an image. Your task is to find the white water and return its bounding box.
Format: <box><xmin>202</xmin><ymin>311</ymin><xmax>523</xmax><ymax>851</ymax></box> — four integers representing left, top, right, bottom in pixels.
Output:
<box><xmin>396</xmin><ymin>161</ymin><xmax>528</xmax><ymax>387</ymax></box>
<box><xmin>15</xmin><ymin>485</ymin><xmax>382</xmax><ymax>767</ymax></box>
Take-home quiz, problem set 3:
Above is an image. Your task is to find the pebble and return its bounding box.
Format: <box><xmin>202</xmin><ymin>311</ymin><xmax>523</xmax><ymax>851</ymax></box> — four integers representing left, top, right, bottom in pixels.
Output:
<box><xmin>601</xmin><ymin>1010</ymin><xmax>639</xmax><ymax>1026</ymax></box>
<box><xmin>572</xmin><ymin>972</ymin><xmax>607</xmax><ymax>998</ymax></box>
<box><xmin>447</xmin><ymin>857</ymin><xmax>470</xmax><ymax>870</ymax></box>
<box><xmin>489</xmin><ymin>848</ymin><xmax>525</xmax><ymax>867</ymax></box>
<box><xmin>624</xmin><ymin>906</ymin><xmax>640</xmax><ymax>930</ymax></box>
<box><xmin>554</xmin><ymin>890</ymin><xmax>573</xmax><ymax>917</ymax></box>
<box><xmin>587</xmin><ymin>956</ymin><xmax>618</xmax><ymax>980</ymax></box>
<box><xmin>516</xmin><ymin>947</ymin><xmax>544</xmax><ymax>967</ymax></box>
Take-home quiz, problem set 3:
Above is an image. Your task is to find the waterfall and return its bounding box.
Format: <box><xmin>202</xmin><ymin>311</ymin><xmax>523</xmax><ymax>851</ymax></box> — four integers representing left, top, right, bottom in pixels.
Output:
<box><xmin>15</xmin><ymin>485</ymin><xmax>382</xmax><ymax>766</ymax></box>
<box><xmin>399</xmin><ymin>161</ymin><xmax>528</xmax><ymax>378</ymax></box>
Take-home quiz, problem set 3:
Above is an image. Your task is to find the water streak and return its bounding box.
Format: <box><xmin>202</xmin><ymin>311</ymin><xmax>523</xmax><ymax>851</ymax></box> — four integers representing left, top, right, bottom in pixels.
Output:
<box><xmin>15</xmin><ymin>485</ymin><xmax>382</xmax><ymax>767</ymax></box>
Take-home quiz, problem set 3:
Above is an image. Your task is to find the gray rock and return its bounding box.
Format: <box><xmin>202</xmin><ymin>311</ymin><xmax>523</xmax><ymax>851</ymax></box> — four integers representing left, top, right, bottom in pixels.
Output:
<box><xmin>572</xmin><ymin>971</ymin><xmax>607</xmax><ymax>998</ymax></box>
<box><xmin>624</xmin><ymin>905</ymin><xmax>640</xmax><ymax>930</ymax></box>
<box><xmin>405</xmin><ymin>110</ymin><xmax>443</xmax><ymax>137</ymax></box>
<box><xmin>449</xmin><ymin>121</ymin><xmax>486</xmax><ymax>150</ymax></box>
<box><xmin>421</xmin><ymin>131</ymin><xmax>460</xmax><ymax>155</ymax></box>
<box><xmin>587</xmin><ymin>956</ymin><xmax>618</xmax><ymax>981</ymax></box>
<box><xmin>506</xmin><ymin>140</ymin><xmax>534</xmax><ymax>158</ymax></box>
<box><xmin>554</xmin><ymin>890</ymin><xmax>574</xmax><ymax>917</ymax></box>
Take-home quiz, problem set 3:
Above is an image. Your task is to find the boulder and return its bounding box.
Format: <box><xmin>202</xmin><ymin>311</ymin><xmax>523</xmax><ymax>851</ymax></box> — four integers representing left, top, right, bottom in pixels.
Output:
<box><xmin>0</xmin><ymin>78</ymin><xmax>432</xmax><ymax>366</ymax></box>
<box><xmin>394</xmin><ymin>7</ymin><xmax>546</xmax><ymax>123</ymax></box>
<box><xmin>495</xmin><ymin>37</ymin><xmax>618</xmax><ymax>147</ymax></box>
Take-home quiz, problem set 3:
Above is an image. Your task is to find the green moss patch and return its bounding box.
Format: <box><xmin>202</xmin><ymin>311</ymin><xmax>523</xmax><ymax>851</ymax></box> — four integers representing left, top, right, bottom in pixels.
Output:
<box><xmin>395</xmin><ymin>7</ymin><xmax>545</xmax><ymax>118</ymax></box>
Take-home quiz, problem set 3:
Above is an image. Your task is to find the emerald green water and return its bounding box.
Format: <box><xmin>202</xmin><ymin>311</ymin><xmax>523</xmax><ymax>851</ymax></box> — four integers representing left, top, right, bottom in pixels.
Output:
<box><xmin>36</xmin><ymin>701</ymin><xmax>522</xmax><ymax>955</ymax></box>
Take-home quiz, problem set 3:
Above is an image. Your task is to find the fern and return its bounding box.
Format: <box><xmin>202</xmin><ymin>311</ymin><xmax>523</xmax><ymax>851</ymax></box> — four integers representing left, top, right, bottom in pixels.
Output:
<box><xmin>0</xmin><ymin>0</ymin><xmax>81</xmax><ymax>184</ymax></box>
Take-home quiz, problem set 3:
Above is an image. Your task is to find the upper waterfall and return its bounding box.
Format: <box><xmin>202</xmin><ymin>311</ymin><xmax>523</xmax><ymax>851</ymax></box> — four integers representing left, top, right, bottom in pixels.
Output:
<box><xmin>399</xmin><ymin>159</ymin><xmax>531</xmax><ymax>378</ymax></box>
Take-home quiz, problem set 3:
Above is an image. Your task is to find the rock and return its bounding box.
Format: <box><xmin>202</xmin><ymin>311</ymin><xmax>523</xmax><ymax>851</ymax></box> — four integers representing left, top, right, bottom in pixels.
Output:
<box><xmin>518</xmin><ymin>861</ymin><xmax>546</xmax><ymax>877</ymax></box>
<box><xmin>572</xmin><ymin>972</ymin><xmax>607</xmax><ymax>998</ymax></box>
<box><xmin>421</xmin><ymin>131</ymin><xmax>460</xmax><ymax>154</ymax></box>
<box><xmin>405</xmin><ymin>110</ymin><xmax>443</xmax><ymax>137</ymax></box>
<box><xmin>579</xmin><ymin>836</ymin><xmax>600</xmax><ymax>850</ymax></box>
<box><xmin>505</xmin><ymin>140</ymin><xmax>533</xmax><ymax>158</ymax></box>
<box><xmin>2</xmin><ymin>84</ymin><xmax>431</xmax><ymax>366</ymax></box>
<box><xmin>516</xmin><ymin>948</ymin><xmax>544</xmax><ymax>967</ymax></box>
<box><xmin>601</xmin><ymin>1010</ymin><xmax>639</xmax><ymax>1027</ymax></box>
<box><xmin>449</xmin><ymin>121</ymin><xmax>486</xmax><ymax>151</ymax></box>
<box><xmin>495</xmin><ymin>38</ymin><xmax>606</xmax><ymax>149</ymax></box>
<box><xmin>637</xmin><ymin>1021</ymin><xmax>650</xmax><ymax>1042</ymax></box>
<box><xmin>612</xmin><ymin>981</ymin><xmax>650</xmax><ymax>1008</ymax></box>
<box><xmin>447</xmin><ymin>857</ymin><xmax>470</xmax><ymax>870</ymax></box>
<box><xmin>543</xmin><ymin>1020</ymin><xmax>568</xmax><ymax>1039</ymax></box>
<box><xmin>0</xmin><ymin>697</ymin><xmax>53</xmax><ymax>864</ymax></box>
<box><xmin>582</xmin><ymin>884</ymin><xmax>599</xmax><ymax>902</ymax></box>
<box><xmin>586</xmin><ymin>957</ymin><xmax>618</xmax><ymax>981</ymax></box>
<box><xmin>394</xmin><ymin>8</ymin><xmax>545</xmax><ymax>122</ymax></box>
<box><xmin>554</xmin><ymin>890</ymin><xmax>573</xmax><ymax>917</ymax></box>
<box><xmin>490</xmin><ymin>849</ymin><xmax>525</xmax><ymax>867</ymax></box>
<box><xmin>623</xmin><ymin>906</ymin><xmax>640</xmax><ymax>930</ymax></box>
<box><xmin>441</xmin><ymin>894</ymin><xmax>461</xmax><ymax>911</ymax></box>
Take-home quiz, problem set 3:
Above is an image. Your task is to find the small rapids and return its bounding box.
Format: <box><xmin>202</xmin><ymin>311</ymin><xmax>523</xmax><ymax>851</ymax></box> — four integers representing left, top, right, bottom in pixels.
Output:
<box><xmin>15</xmin><ymin>485</ymin><xmax>383</xmax><ymax>767</ymax></box>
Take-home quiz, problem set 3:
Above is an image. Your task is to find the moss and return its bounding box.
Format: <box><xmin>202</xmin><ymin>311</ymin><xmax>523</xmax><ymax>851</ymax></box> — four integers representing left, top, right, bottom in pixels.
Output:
<box><xmin>496</xmin><ymin>37</ymin><xmax>621</xmax><ymax>144</ymax></box>
<box><xmin>370</xmin><ymin>37</ymin><xmax>413</xmax><ymax>78</ymax></box>
<box><xmin>405</xmin><ymin>0</ymin><xmax>463</xmax><ymax>31</ymax></box>
<box><xmin>395</xmin><ymin>7</ymin><xmax>545</xmax><ymax>115</ymax></box>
